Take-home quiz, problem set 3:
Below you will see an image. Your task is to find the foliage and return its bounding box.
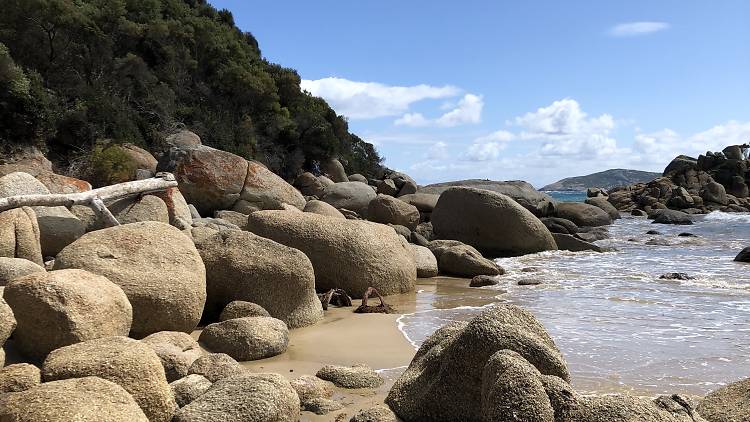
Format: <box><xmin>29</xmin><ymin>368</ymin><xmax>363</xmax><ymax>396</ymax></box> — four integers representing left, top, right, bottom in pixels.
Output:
<box><xmin>88</xmin><ymin>143</ymin><xmax>138</xmax><ymax>186</ymax></box>
<box><xmin>0</xmin><ymin>0</ymin><xmax>383</xmax><ymax>179</ymax></box>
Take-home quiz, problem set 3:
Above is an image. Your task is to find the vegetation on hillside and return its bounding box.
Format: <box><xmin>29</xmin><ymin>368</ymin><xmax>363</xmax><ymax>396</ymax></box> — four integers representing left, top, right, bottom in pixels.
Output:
<box><xmin>539</xmin><ymin>169</ymin><xmax>661</xmax><ymax>192</ymax></box>
<box><xmin>0</xmin><ymin>0</ymin><xmax>383</xmax><ymax>179</ymax></box>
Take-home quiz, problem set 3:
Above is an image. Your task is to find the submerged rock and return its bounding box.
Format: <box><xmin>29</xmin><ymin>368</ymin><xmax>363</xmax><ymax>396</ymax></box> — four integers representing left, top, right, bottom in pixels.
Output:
<box><xmin>470</xmin><ymin>275</ymin><xmax>499</xmax><ymax>287</ymax></box>
<box><xmin>659</xmin><ymin>273</ymin><xmax>694</xmax><ymax>280</ymax></box>
<box><xmin>734</xmin><ymin>247</ymin><xmax>750</xmax><ymax>262</ymax></box>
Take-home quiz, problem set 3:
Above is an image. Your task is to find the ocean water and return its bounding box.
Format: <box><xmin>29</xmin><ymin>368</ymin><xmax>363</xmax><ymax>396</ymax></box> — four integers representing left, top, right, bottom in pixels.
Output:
<box><xmin>545</xmin><ymin>190</ymin><xmax>587</xmax><ymax>202</ymax></box>
<box><xmin>398</xmin><ymin>212</ymin><xmax>750</xmax><ymax>395</ymax></box>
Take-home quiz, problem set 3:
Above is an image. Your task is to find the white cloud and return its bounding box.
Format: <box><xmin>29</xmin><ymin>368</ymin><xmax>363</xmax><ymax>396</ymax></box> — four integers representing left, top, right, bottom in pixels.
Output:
<box><xmin>634</xmin><ymin>121</ymin><xmax>750</xmax><ymax>164</ymax></box>
<box><xmin>396</xmin><ymin>94</ymin><xmax>484</xmax><ymax>128</ymax></box>
<box><xmin>300</xmin><ymin>77</ymin><xmax>460</xmax><ymax>119</ymax></box>
<box><xmin>462</xmin><ymin>130</ymin><xmax>516</xmax><ymax>161</ymax></box>
<box><xmin>427</xmin><ymin>141</ymin><xmax>449</xmax><ymax>160</ymax></box>
<box><xmin>609</xmin><ymin>21</ymin><xmax>670</xmax><ymax>37</ymax></box>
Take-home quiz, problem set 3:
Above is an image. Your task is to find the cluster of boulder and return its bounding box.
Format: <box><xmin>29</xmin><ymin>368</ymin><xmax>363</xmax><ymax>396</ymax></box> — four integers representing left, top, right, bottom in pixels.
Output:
<box><xmin>606</xmin><ymin>145</ymin><xmax>750</xmax><ymax>217</ymax></box>
<box><xmin>12</xmin><ymin>131</ymin><xmax>738</xmax><ymax>420</ymax></box>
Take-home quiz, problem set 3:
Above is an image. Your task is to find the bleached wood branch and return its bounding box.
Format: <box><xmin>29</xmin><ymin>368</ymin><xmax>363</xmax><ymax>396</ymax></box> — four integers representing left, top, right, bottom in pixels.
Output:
<box><xmin>0</xmin><ymin>173</ymin><xmax>179</xmax><ymax>226</ymax></box>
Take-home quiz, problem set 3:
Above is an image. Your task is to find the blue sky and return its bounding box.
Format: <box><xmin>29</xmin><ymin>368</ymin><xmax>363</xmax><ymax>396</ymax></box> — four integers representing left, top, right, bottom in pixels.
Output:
<box><xmin>212</xmin><ymin>0</ymin><xmax>750</xmax><ymax>187</ymax></box>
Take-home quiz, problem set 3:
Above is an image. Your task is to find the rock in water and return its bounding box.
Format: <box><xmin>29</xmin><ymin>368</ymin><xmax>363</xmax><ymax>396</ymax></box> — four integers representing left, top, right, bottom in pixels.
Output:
<box><xmin>320</xmin><ymin>181</ymin><xmax>376</xmax><ymax>216</ymax></box>
<box><xmin>199</xmin><ymin>316</ymin><xmax>289</xmax><ymax>361</ymax></box>
<box><xmin>411</xmin><ymin>244</ymin><xmax>439</xmax><ymax>278</ymax></box>
<box><xmin>470</xmin><ymin>275</ymin><xmax>499</xmax><ymax>287</ymax></box>
<box><xmin>0</xmin><ymin>377</ymin><xmax>149</xmax><ymax>421</ymax></box>
<box><xmin>431</xmin><ymin>187</ymin><xmax>557</xmax><ymax>256</ymax></box>
<box><xmin>194</xmin><ymin>229</ymin><xmax>323</xmax><ymax>327</ymax></box>
<box><xmin>42</xmin><ymin>336</ymin><xmax>176</xmax><ymax>422</ymax></box>
<box><xmin>173</xmin><ymin>373</ymin><xmax>300</xmax><ymax>422</ymax></box>
<box><xmin>428</xmin><ymin>240</ymin><xmax>503</xmax><ymax>277</ymax></box>
<box><xmin>368</xmin><ymin>194</ymin><xmax>420</xmax><ymax>230</ymax></box>
<box><xmin>697</xmin><ymin>377</ymin><xmax>750</xmax><ymax>422</ymax></box>
<box><xmin>734</xmin><ymin>247</ymin><xmax>750</xmax><ymax>262</ymax></box>
<box><xmin>552</xmin><ymin>233</ymin><xmax>602</xmax><ymax>253</ymax></box>
<box><xmin>585</xmin><ymin>196</ymin><xmax>621</xmax><ymax>220</ymax></box>
<box><xmin>556</xmin><ymin>202</ymin><xmax>613</xmax><ymax>227</ymax></box>
<box><xmin>652</xmin><ymin>209</ymin><xmax>693</xmax><ymax>225</ymax></box>
<box><xmin>386</xmin><ymin>304</ymin><xmax>569</xmax><ymax>421</ymax></box>
<box><xmin>4</xmin><ymin>269</ymin><xmax>132</xmax><ymax>359</ymax></box>
<box><xmin>248</xmin><ymin>211</ymin><xmax>416</xmax><ymax>297</ymax></box>
<box><xmin>316</xmin><ymin>364</ymin><xmax>384</xmax><ymax>389</ymax></box>
<box><xmin>53</xmin><ymin>221</ymin><xmax>206</xmax><ymax>337</ymax></box>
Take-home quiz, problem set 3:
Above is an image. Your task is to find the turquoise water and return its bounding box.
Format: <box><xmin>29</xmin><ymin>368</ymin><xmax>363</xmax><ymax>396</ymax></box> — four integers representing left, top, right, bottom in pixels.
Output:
<box><xmin>545</xmin><ymin>190</ymin><xmax>587</xmax><ymax>202</ymax></box>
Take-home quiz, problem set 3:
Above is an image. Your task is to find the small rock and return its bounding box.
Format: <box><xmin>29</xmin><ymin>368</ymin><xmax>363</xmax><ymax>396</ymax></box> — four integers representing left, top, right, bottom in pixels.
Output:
<box><xmin>470</xmin><ymin>275</ymin><xmax>499</xmax><ymax>287</ymax></box>
<box><xmin>291</xmin><ymin>374</ymin><xmax>335</xmax><ymax>403</ymax></box>
<box><xmin>188</xmin><ymin>353</ymin><xmax>245</xmax><ymax>382</ymax></box>
<box><xmin>199</xmin><ymin>316</ymin><xmax>289</xmax><ymax>361</ymax></box>
<box><xmin>171</xmin><ymin>374</ymin><xmax>212</xmax><ymax>408</ymax></box>
<box><xmin>518</xmin><ymin>279</ymin><xmax>542</xmax><ymax>286</ymax></box>
<box><xmin>316</xmin><ymin>364</ymin><xmax>384</xmax><ymax>389</ymax></box>
<box><xmin>0</xmin><ymin>363</ymin><xmax>41</xmax><ymax>393</ymax></box>
<box><xmin>659</xmin><ymin>273</ymin><xmax>694</xmax><ymax>280</ymax></box>
<box><xmin>219</xmin><ymin>301</ymin><xmax>271</xmax><ymax>321</ymax></box>
<box><xmin>677</xmin><ymin>232</ymin><xmax>697</xmax><ymax>237</ymax></box>
<box><xmin>303</xmin><ymin>397</ymin><xmax>345</xmax><ymax>415</ymax></box>
<box><xmin>734</xmin><ymin>247</ymin><xmax>750</xmax><ymax>263</ymax></box>
<box><xmin>349</xmin><ymin>405</ymin><xmax>400</xmax><ymax>422</ymax></box>
<box><xmin>646</xmin><ymin>230</ymin><xmax>661</xmax><ymax>235</ymax></box>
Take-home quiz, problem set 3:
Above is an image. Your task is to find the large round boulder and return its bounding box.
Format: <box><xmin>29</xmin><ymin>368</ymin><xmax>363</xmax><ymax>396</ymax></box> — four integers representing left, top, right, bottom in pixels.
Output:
<box><xmin>199</xmin><ymin>316</ymin><xmax>289</xmax><ymax>361</ymax></box>
<box><xmin>219</xmin><ymin>301</ymin><xmax>271</xmax><ymax>321</ymax></box>
<box><xmin>0</xmin><ymin>207</ymin><xmax>43</xmax><ymax>265</ymax></box>
<box><xmin>0</xmin><ymin>376</ymin><xmax>149</xmax><ymax>421</ymax></box>
<box><xmin>0</xmin><ymin>172</ymin><xmax>86</xmax><ymax>256</ymax></box>
<box><xmin>386</xmin><ymin>304</ymin><xmax>569</xmax><ymax>421</ymax></box>
<box><xmin>556</xmin><ymin>202</ymin><xmax>613</xmax><ymax>227</ymax></box>
<box><xmin>652</xmin><ymin>209</ymin><xmax>693</xmax><ymax>225</ymax></box>
<box><xmin>431</xmin><ymin>187</ymin><xmax>557</xmax><ymax>257</ymax></box>
<box><xmin>54</xmin><ymin>221</ymin><xmax>206</xmax><ymax>338</ymax></box>
<box><xmin>4</xmin><ymin>269</ymin><xmax>132</xmax><ymax>359</ymax></box>
<box><xmin>0</xmin><ymin>257</ymin><xmax>45</xmax><ymax>286</ymax></box>
<box><xmin>240</xmin><ymin>161</ymin><xmax>306</xmax><ymax>210</ymax></box>
<box><xmin>188</xmin><ymin>353</ymin><xmax>245</xmax><ymax>383</ymax></box>
<box><xmin>0</xmin><ymin>296</ymin><xmax>15</xmax><ymax>347</ymax></box>
<box><xmin>173</xmin><ymin>373</ymin><xmax>300</xmax><ymax>422</ymax></box>
<box><xmin>323</xmin><ymin>158</ymin><xmax>349</xmax><ymax>183</ymax></box>
<box><xmin>248</xmin><ymin>211</ymin><xmax>416</xmax><ymax>297</ymax></box>
<box><xmin>108</xmin><ymin>194</ymin><xmax>170</xmax><ymax>224</ymax></box>
<box><xmin>428</xmin><ymin>240</ymin><xmax>503</xmax><ymax>277</ymax></box>
<box><xmin>701</xmin><ymin>181</ymin><xmax>728</xmax><ymax>205</ymax></box>
<box><xmin>157</xmin><ymin>144</ymin><xmax>249</xmax><ymax>215</ymax></box>
<box><xmin>194</xmin><ymin>229</ymin><xmax>323</xmax><ymax>327</ymax></box>
<box><xmin>320</xmin><ymin>181</ymin><xmax>376</xmax><ymax>216</ymax></box>
<box><xmin>0</xmin><ymin>363</ymin><xmax>41</xmax><ymax>393</ymax></box>
<box><xmin>411</xmin><ymin>244</ymin><xmax>438</xmax><ymax>278</ymax></box>
<box><xmin>141</xmin><ymin>331</ymin><xmax>204</xmax><ymax>382</ymax></box>
<box><xmin>398</xmin><ymin>193</ymin><xmax>440</xmax><ymax>213</ymax></box>
<box><xmin>171</xmin><ymin>374</ymin><xmax>212</xmax><ymax>408</ymax></box>
<box><xmin>368</xmin><ymin>194</ymin><xmax>420</xmax><ymax>230</ymax></box>
<box><xmin>42</xmin><ymin>336</ymin><xmax>177</xmax><ymax>422</ymax></box>
<box><xmin>294</xmin><ymin>172</ymin><xmax>328</xmax><ymax>197</ymax></box>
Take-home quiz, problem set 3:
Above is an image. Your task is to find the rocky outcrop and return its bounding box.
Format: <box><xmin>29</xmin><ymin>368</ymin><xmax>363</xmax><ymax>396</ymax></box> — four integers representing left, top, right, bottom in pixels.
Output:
<box><xmin>316</xmin><ymin>364</ymin><xmax>384</xmax><ymax>389</ymax></box>
<box><xmin>54</xmin><ymin>221</ymin><xmax>206</xmax><ymax>337</ymax></box>
<box><xmin>411</xmin><ymin>244</ymin><xmax>439</xmax><ymax>278</ymax></box>
<box><xmin>585</xmin><ymin>196</ymin><xmax>621</xmax><ymax>220</ymax></box>
<box><xmin>4</xmin><ymin>269</ymin><xmax>132</xmax><ymax>359</ymax></box>
<box><xmin>368</xmin><ymin>194</ymin><xmax>420</xmax><ymax>229</ymax></box>
<box><xmin>42</xmin><ymin>336</ymin><xmax>176</xmax><ymax>422</ymax></box>
<box><xmin>194</xmin><ymin>229</ymin><xmax>323</xmax><ymax>327</ymax></box>
<box><xmin>320</xmin><ymin>181</ymin><xmax>376</xmax><ymax>216</ymax></box>
<box><xmin>421</xmin><ymin>179</ymin><xmax>555</xmax><ymax>215</ymax></box>
<box><xmin>386</xmin><ymin>304</ymin><xmax>569</xmax><ymax>421</ymax></box>
<box><xmin>0</xmin><ymin>207</ymin><xmax>43</xmax><ymax>265</ymax></box>
<box><xmin>556</xmin><ymin>202</ymin><xmax>613</xmax><ymax>227</ymax></box>
<box><xmin>199</xmin><ymin>316</ymin><xmax>289</xmax><ymax>361</ymax></box>
<box><xmin>431</xmin><ymin>187</ymin><xmax>557</xmax><ymax>256</ymax></box>
<box><xmin>428</xmin><ymin>240</ymin><xmax>503</xmax><ymax>277</ymax></box>
<box><xmin>0</xmin><ymin>377</ymin><xmax>149</xmax><ymax>421</ymax></box>
<box><xmin>0</xmin><ymin>172</ymin><xmax>86</xmax><ymax>256</ymax></box>
<box><xmin>248</xmin><ymin>211</ymin><xmax>416</xmax><ymax>297</ymax></box>
<box><xmin>173</xmin><ymin>373</ymin><xmax>300</xmax><ymax>422</ymax></box>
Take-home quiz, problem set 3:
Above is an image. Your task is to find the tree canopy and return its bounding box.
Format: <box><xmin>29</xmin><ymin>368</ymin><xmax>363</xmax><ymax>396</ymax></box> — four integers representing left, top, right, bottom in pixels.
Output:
<box><xmin>0</xmin><ymin>0</ymin><xmax>383</xmax><ymax>179</ymax></box>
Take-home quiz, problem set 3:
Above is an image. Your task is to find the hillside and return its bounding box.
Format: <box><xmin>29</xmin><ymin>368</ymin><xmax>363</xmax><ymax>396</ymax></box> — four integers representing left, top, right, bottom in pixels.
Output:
<box><xmin>0</xmin><ymin>0</ymin><xmax>382</xmax><ymax>180</ymax></box>
<box><xmin>539</xmin><ymin>169</ymin><xmax>660</xmax><ymax>191</ymax></box>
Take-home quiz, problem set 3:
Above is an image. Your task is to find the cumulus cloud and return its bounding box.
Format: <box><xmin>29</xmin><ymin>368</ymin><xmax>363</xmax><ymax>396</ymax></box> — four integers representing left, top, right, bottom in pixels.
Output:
<box><xmin>301</xmin><ymin>77</ymin><xmax>460</xmax><ymax>119</ymax></box>
<box><xmin>395</xmin><ymin>94</ymin><xmax>484</xmax><ymax>127</ymax></box>
<box><xmin>634</xmin><ymin>121</ymin><xmax>750</xmax><ymax>164</ymax></box>
<box><xmin>609</xmin><ymin>21</ymin><xmax>670</xmax><ymax>37</ymax></box>
<box><xmin>462</xmin><ymin>130</ymin><xmax>515</xmax><ymax>161</ymax></box>
<box><xmin>427</xmin><ymin>141</ymin><xmax>449</xmax><ymax>160</ymax></box>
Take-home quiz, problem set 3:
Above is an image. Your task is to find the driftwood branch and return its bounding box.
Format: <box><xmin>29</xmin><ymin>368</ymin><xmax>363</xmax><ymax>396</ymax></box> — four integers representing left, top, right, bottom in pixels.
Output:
<box><xmin>0</xmin><ymin>173</ymin><xmax>178</xmax><ymax>213</ymax></box>
<box><xmin>89</xmin><ymin>197</ymin><xmax>120</xmax><ymax>227</ymax></box>
<box><xmin>354</xmin><ymin>287</ymin><xmax>395</xmax><ymax>314</ymax></box>
<box><xmin>318</xmin><ymin>288</ymin><xmax>352</xmax><ymax>310</ymax></box>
